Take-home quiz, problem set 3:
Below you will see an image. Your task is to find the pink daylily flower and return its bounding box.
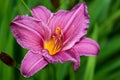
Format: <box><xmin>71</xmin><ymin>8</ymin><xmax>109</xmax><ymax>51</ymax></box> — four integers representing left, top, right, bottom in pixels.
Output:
<box><xmin>10</xmin><ymin>2</ymin><xmax>100</xmax><ymax>78</ymax></box>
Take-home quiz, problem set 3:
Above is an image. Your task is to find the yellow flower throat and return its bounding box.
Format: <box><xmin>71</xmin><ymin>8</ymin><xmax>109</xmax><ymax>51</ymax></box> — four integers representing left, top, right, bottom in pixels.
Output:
<box><xmin>44</xmin><ymin>27</ymin><xmax>63</xmax><ymax>55</ymax></box>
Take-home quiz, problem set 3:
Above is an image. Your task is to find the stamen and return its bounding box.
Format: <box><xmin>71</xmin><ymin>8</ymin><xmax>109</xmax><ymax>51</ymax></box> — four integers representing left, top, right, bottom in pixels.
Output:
<box><xmin>55</xmin><ymin>27</ymin><xmax>61</xmax><ymax>34</ymax></box>
<box><xmin>44</xmin><ymin>27</ymin><xmax>63</xmax><ymax>55</ymax></box>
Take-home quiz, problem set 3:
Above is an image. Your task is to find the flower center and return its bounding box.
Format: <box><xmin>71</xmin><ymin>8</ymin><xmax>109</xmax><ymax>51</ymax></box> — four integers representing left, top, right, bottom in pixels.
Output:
<box><xmin>44</xmin><ymin>27</ymin><xmax>63</xmax><ymax>55</ymax></box>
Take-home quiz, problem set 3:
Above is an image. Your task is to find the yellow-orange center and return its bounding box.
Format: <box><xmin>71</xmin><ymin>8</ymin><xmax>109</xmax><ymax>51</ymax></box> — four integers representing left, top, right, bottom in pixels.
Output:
<box><xmin>44</xmin><ymin>27</ymin><xmax>63</xmax><ymax>55</ymax></box>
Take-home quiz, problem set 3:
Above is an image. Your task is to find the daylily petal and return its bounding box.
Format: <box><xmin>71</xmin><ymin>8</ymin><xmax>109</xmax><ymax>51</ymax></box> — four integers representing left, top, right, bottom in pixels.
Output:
<box><xmin>31</xmin><ymin>6</ymin><xmax>53</xmax><ymax>24</ymax></box>
<box><xmin>73</xmin><ymin>37</ymin><xmax>100</xmax><ymax>56</ymax></box>
<box><xmin>48</xmin><ymin>3</ymin><xmax>89</xmax><ymax>50</ymax></box>
<box><xmin>67</xmin><ymin>49</ymin><xmax>80</xmax><ymax>70</ymax></box>
<box><xmin>42</xmin><ymin>50</ymin><xmax>80</xmax><ymax>70</ymax></box>
<box><xmin>21</xmin><ymin>50</ymin><xmax>48</xmax><ymax>78</ymax></box>
<box><xmin>11</xmin><ymin>15</ymin><xmax>51</xmax><ymax>50</ymax></box>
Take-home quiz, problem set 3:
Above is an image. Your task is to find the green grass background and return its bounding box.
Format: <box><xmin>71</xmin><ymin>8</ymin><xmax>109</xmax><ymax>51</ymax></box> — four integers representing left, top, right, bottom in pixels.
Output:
<box><xmin>0</xmin><ymin>0</ymin><xmax>120</xmax><ymax>80</ymax></box>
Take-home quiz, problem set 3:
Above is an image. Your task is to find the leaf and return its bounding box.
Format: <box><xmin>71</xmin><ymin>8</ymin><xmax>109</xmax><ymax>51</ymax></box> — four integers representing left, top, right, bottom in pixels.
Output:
<box><xmin>89</xmin><ymin>0</ymin><xmax>111</xmax><ymax>26</ymax></box>
<box><xmin>97</xmin><ymin>35</ymin><xmax>120</xmax><ymax>63</ymax></box>
<box><xmin>95</xmin><ymin>58</ymin><xmax>120</xmax><ymax>80</ymax></box>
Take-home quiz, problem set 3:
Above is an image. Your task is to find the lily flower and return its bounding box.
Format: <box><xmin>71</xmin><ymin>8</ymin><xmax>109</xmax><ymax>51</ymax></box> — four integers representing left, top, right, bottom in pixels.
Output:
<box><xmin>10</xmin><ymin>2</ymin><xmax>100</xmax><ymax>78</ymax></box>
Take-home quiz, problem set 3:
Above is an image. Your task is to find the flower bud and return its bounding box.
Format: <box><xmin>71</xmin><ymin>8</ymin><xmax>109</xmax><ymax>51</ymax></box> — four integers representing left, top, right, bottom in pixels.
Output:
<box><xmin>51</xmin><ymin>0</ymin><xmax>60</xmax><ymax>9</ymax></box>
<box><xmin>0</xmin><ymin>51</ymin><xmax>16</xmax><ymax>67</ymax></box>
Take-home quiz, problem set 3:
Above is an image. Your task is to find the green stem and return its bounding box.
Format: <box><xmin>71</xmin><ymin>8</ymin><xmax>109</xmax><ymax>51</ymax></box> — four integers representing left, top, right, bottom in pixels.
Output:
<box><xmin>20</xmin><ymin>0</ymin><xmax>32</xmax><ymax>15</ymax></box>
<box><xmin>84</xmin><ymin>24</ymin><xmax>99</xmax><ymax>80</ymax></box>
<box><xmin>84</xmin><ymin>56</ymin><xmax>96</xmax><ymax>80</ymax></box>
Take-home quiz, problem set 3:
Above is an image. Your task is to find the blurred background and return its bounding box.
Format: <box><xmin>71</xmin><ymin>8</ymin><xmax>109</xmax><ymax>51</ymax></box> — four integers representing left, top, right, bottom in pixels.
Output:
<box><xmin>0</xmin><ymin>0</ymin><xmax>120</xmax><ymax>80</ymax></box>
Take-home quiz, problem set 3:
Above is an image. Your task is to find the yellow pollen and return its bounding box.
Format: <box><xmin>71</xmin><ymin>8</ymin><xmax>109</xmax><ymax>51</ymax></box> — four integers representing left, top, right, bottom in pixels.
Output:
<box><xmin>44</xmin><ymin>27</ymin><xmax>63</xmax><ymax>55</ymax></box>
<box><xmin>56</xmin><ymin>27</ymin><xmax>61</xmax><ymax>34</ymax></box>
